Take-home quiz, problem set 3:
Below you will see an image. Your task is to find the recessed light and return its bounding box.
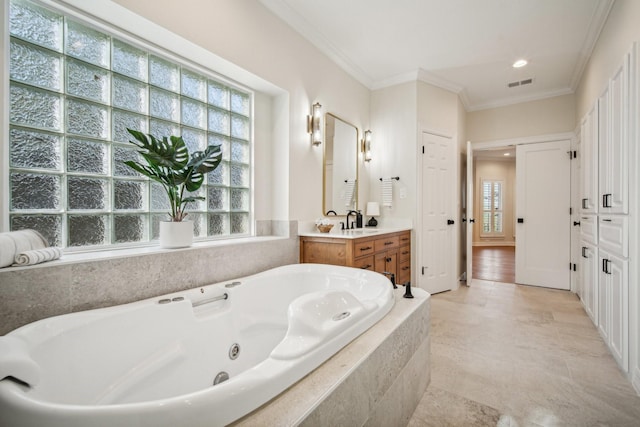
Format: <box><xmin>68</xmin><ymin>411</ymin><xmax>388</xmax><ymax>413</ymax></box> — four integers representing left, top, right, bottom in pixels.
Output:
<box><xmin>513</xmin><ymin>59</ymin><xmax>528</xmax><ymax>68</ymax></box>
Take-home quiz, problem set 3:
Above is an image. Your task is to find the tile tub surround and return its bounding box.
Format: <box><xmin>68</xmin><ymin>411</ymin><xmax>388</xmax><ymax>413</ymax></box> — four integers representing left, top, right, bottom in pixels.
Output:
<box><xmin>232</xmin><ymin>287</ymin><xmax>430</xmax><ymax>426</ymax></box>
<box><xmin>409</xmin><ymin>279</ymin><xmax>640</xmax><ymax>426</ymax></box>
<box><xmin>0</xmin><ymin>221</ymin><xmax>297</xmax><ymax>335</ymax></box>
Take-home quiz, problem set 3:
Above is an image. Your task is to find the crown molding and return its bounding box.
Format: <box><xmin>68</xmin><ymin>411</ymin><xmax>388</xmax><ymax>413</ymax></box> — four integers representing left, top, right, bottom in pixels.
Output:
<box><xmin>569</xmin><ymin>0</ymin><xmax>615</xmax><ymax>91</ymax></box>
<box><xmin>466</xmin><ymin>87</ymin><xmax>574</xmax><ymax>112</ymax></box>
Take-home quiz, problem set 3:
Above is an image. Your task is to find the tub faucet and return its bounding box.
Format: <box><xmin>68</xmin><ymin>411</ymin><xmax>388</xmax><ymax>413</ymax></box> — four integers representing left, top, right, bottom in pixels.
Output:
<box><xmin>382</xmin><ymin>271</ymin><xmax>397</xmax><ymax>289</ymax></box>
<box><xmin>403</xmin><ymin>282</ymin><xmax>414</xmax><ymax>299</ymax></box>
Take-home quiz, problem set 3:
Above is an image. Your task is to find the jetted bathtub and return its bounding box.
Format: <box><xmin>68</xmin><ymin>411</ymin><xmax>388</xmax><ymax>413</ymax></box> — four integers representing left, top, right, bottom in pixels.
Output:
<box><xmin>0</xmin><ymin>263</ymin><xmax>394</xmax><ymax>427</ymax></box>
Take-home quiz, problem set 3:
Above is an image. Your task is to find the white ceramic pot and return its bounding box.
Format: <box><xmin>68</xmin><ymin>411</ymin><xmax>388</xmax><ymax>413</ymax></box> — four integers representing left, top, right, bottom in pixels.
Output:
<box><xmin>159</xmin><ymin>220</ymin><xmax>194</xmax><ymax>249</ymax></box>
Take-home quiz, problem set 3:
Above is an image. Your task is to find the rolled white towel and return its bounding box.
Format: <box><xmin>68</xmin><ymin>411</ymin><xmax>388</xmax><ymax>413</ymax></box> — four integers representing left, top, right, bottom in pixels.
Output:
<box><xmin>13</xmin><ymin>247</ymin><xmax>62</xmax><ymax>267</ymax></box>
<box><xmin>0</xmin><ymin>230</ymin><xmax>49</xmax><ymax>268</ymax></box>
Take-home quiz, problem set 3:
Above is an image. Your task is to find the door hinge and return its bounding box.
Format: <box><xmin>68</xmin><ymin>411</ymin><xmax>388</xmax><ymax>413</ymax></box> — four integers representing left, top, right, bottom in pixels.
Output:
<box><xmin>422</xmin><ymin>146</ymin><xmax>425</xmax><ymax>154</ymax></box>
<box><xmin>569</xmin><ymin>207</ymin><xmax>572</xmax><ymax>215</ymax></box>
<box><xmin>421</xmin><ymin>266</ymin><xmax>426</xmax><ymax>275</ymax></box>
<box><xmin>572</xmin><ymin>263</ymin><xmax>577</xmax><ymax>271</ymax></box>
<box><xmin>567</xmin><ymin>150</ymin><xmax>577</xmax><ymax>159</ymax></box>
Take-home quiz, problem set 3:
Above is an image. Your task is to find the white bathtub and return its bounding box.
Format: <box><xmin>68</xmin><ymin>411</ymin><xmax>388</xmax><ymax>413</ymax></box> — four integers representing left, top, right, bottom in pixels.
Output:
<box><xmin>0</xmin><ymin>263</ymin><xmax>394</xmax><ymax>427</ymax></box>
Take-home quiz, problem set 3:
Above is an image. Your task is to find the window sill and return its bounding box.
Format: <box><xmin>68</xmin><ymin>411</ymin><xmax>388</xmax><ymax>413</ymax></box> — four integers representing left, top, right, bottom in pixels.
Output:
<box><xmin>0</xmin><ymin>235</ymin><xmax>289</xmax><ymax>272</ymax></box>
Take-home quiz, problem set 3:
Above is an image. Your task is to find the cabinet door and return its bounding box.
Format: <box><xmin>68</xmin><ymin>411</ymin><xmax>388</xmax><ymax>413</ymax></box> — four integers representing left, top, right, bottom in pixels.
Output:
<box><xmin>606</xmin><ymin>54</ymin><xmax>630</xmax><ymax>214</ymax></box>
<box><xmin>580</xmin><ymin>104</ymin><xmax>598</xmax><ymax>214</ymax></box>
<box><xmin>580</xmin><ymin>242</ymin><xmax>598</xmax><ymax>324</ymax></box>
<box><xmin>608</xmin><ymin>252</ymin><xmax>629</xmax><ymax>371</ymax></box>
<box><xmin>597</xmin><ymin>251</ymin><xmax>610</xmax><ymax>343</ymax></box>
<box><xmin>374</xmin><ymin>251</ymin><xmax>397</xmax><ymax>281</ymax></box>
<box><xmin>598</xmin><ymin>83</ymin><xmax>610</xmax><ymax>212</ymax></box>
<box><xmin>599</xmin><ymin>52</ymin><xmax>630</xmax><ymax>214</ymax></box>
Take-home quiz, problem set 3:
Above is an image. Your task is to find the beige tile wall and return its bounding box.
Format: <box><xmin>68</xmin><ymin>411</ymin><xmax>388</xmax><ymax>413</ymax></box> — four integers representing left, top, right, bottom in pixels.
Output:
<box><xmin>0</xmin><ymin>221</ymin><xmax>298</xmax><ymax>334</ymax></box>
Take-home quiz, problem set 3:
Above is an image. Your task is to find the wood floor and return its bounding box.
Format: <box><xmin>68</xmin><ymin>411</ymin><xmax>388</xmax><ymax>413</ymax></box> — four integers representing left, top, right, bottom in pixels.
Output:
<box><xmin>472</xmin><ymin>246</ymin><xmax>515</xmax><ymax>284</ymax></box>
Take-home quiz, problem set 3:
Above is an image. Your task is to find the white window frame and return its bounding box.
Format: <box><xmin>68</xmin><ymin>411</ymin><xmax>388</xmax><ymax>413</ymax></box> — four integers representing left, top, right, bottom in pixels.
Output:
<box><xmin>1</xmin><ymin>0</ymin><xmax>257</xmax><ymax>250</ymax></box>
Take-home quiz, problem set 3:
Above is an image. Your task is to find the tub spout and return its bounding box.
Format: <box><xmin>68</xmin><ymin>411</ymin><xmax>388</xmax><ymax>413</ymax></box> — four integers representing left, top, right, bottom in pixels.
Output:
<box><xmin>382</xmin><ymin>271</ymin><xmax>396</xmax><ymax>289</ymax></box>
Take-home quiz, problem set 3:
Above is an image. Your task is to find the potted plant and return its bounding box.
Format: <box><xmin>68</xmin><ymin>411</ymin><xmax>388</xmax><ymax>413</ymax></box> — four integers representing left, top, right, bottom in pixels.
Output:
<box><xmin>124</xmin><ymin>129</ymin><xmax>222</xmax><ymax>248</ymax></box>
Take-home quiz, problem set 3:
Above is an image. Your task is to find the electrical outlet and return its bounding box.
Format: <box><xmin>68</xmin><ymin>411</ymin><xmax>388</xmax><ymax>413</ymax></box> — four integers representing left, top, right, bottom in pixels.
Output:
<box><xmin>400</xmin><ymin>188</ymin><xmax>407</xmax><ymax>199</ymax></box>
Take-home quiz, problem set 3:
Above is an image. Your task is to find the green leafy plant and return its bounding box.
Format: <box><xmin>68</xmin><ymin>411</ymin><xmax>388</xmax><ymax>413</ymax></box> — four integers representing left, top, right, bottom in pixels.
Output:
<box><xmin>124</xmin><ymin>129</ymin><xmax>223</xmax><ymax>222</ymax></box>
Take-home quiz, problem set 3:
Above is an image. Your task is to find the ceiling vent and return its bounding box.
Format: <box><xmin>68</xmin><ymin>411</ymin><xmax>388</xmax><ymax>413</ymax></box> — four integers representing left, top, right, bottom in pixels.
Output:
<box><xmin>507</xmin><ymin>78</ymin><xmax>534</xmax><ymax>88</ymax></box>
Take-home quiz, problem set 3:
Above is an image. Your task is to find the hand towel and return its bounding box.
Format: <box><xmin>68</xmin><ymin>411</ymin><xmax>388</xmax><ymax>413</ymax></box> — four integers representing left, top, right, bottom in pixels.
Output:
<box><xmin>382</xmin><ymin>178</ymin><xmax>393</xmax><ymax>208</ymax></box>
<box><xmin>13</xmin><ymin>247</ymin><xmax>63</xmax><ymax>266</ymax></box>
<box><xmin>343</xmin><ymin>179</ymin><xmax>356</xmax><ymax>207</ymax></box>
<box><xmin>0</xmin><ymin>230</ymin><xmax>49</xmax><ymax>268</ymax></box>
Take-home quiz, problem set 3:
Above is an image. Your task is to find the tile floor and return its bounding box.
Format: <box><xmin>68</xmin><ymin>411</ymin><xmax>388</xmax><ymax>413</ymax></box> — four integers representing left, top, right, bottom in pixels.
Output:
<box><xmin>408</xmin><ymin>279</ymin><xmax>640</xmax><ymax>427</ymax></box>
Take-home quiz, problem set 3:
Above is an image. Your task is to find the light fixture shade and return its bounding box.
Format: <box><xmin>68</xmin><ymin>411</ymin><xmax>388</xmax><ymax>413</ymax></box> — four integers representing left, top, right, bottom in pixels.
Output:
<box><xmin>308</xmin><ymin>102</ymin><xmax>323</xmax><ymax>145</ymax></box>
<box><xmin>362</xmin><ymin>129</ymin><xmax>372</xmax><ymax>162</ymax></box>
<box><xmin>366</xmin><ymin>201</ymin><xmax>380</xmax><ymax>216</ymax></box>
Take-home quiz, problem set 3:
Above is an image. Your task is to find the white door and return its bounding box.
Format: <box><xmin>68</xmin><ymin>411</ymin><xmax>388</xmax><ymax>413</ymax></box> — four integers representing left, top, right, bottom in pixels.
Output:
<box><xmin>515</xmin><ymin>140</ymin><xmax>571</xmax><ymax>289</ymax></box>
<box><xmin>420</xmin><ymin>132</ymin><xmax>455</xmax><ymax>294</ymax></box>
<box><xmin>466</xmin><ymin>141</ymin><xmax>474</xmax><ymax>285</ymax></box>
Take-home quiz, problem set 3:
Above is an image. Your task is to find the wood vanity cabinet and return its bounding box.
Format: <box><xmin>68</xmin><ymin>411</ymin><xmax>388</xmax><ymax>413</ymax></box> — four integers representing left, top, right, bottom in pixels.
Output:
<box><xmin>300</xmin><ymin>230</ymin><xmax>411</xmax><ymax>285</ymax></box>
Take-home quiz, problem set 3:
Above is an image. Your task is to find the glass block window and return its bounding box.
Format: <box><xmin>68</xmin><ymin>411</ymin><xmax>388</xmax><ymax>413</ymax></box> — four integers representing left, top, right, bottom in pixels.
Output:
<box><xmin>7</xmin><ymin>0</ymin><xmax>252</xmax><ymax>248</ymax></box>
<box><xmin>481</xmin><ymin>179</ymin><xmax>503</xmax><ymax>236</ymax></box>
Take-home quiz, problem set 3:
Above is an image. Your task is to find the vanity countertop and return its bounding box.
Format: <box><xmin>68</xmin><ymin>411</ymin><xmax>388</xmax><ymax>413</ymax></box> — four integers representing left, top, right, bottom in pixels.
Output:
<box><xmin>298</xmin><ymin>227</ymin><xmax>411</xmax><ymax>240</ymax></box>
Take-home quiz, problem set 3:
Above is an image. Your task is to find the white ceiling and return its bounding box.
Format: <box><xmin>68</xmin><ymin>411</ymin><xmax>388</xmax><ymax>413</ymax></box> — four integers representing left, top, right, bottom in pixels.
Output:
<box><xmin>259</xmin><ymin>0</ymin><xmax>614</xmax><ymax>111</ymax></box>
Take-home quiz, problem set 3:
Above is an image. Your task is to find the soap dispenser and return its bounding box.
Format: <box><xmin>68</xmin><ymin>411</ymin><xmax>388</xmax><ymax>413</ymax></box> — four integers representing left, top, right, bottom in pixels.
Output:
<box><xmin>356</xmin><ymin>210</ymin><xmax>363</xmax><ymax>228</ymax></box>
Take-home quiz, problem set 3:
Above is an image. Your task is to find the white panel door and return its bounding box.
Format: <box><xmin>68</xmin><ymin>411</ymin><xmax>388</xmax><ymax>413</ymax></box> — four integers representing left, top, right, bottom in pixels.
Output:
<box><xmin>515</xmin><ymin>140</ymin><xmax>571</xmax><ymax>289</ymax></box>
<box><xmin>420</xmin><ymin>132</ymin><xmax>455</xmax><ymax>294</ymax></box>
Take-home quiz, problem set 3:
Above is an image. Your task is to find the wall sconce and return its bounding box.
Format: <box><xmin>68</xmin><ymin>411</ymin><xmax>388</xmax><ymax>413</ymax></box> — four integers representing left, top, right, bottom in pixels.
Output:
<box><xmin>307</xmin><ymin>102</ymin><xmax>322</xmax><ymax>145</ymax></box>
<box><xmin>362</xmin><ymin>129</ymin><xmax>372</xmax><ymax>162</ymax></box>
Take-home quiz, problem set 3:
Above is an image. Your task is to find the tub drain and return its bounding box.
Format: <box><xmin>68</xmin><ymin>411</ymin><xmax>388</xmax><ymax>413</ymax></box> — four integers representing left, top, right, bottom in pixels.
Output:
<box><xmin>213</xmin><ymin>371</ymin><xmax>229</xmax><ymax>385</ymax></box>
<box><xmin>229</xmin><ymin>343</ymin><xmax>240</xmax><ymax>360</ymax></box>
<box><xmin>332</xmin><ymin>311</ymin><xmax>351</xmax><ymax>321</ymax></box>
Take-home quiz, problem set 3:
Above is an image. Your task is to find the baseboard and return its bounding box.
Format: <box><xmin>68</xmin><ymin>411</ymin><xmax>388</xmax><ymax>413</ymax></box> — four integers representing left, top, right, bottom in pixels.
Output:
<box><xmin>472</xmin><ymin>242</ymin><xmax>516</xmax><ymax>247</ymax></box>
<box><xmin>633</xmin><ymin>368</ymin><xmax>640</xmax><ymax>396</ymax></box>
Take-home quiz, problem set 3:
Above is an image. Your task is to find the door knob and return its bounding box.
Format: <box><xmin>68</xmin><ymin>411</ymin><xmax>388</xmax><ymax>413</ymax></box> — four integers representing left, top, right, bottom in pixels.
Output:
<box><xmin>447</xmin><ymin>219</ymin><xmax>455</xmax><ymax>225</ymax></box>
<box><xmin>469</xmin><ymin>219</ymin><xmax>475</xmax><ymax>223</ymax></box>
<box><xmin>573</xmin><ymin>221</ymin><xmax>581</xmax><ymax>226</ymax></box>
<box><xmin>517</xmin><ymin>218</ymin><xmax>524</xmax><ymax>223</ymax></box>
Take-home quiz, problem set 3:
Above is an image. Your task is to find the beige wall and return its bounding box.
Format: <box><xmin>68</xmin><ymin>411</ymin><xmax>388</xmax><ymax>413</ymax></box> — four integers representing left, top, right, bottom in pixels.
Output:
<box><xmin>466</xmin><ymin>94</ymin><xmax>576</xmax><ymax>143</ymax></box>
<box><xmin>473</xmin><ymin>159</ymin><xmax>516</xmax><ymax>246</ymax></box>
<box><xmin>112</xmin><ymin>0</ymin><xmax>371</xmax><ymax>221</ymax></box>
<box><xmin>369</xmin><ymin>82</ymin><xmax>418</xmax><ymax>219</ymax></box>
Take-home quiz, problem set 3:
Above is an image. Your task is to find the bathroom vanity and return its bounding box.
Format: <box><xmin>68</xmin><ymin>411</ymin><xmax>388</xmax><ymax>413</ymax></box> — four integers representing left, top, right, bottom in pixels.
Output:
<box><xmin>299</xmin><ymin>229</ymin><xmax>411</xmax><ymax>286</ymax></box>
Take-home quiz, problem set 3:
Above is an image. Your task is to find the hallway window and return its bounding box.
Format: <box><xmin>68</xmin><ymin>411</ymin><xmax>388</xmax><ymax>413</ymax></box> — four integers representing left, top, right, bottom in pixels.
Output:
<box><xmin>481</xmin><ymin>179</ymin><xmax>503</xmax><ymax>235</ymax></box>
<box><xmin>6</xmin><ymin>0</ymin><xmax>253</xmax><ymax>249</ymax></box>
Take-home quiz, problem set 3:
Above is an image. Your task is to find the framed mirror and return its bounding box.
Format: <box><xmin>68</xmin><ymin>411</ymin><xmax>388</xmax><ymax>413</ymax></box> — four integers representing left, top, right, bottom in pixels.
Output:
<box><xmin>323</xmin><ymin>113</ymin><xmax>359</xmax><ymax>215</ymax></box>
